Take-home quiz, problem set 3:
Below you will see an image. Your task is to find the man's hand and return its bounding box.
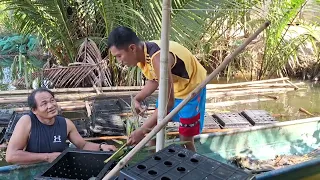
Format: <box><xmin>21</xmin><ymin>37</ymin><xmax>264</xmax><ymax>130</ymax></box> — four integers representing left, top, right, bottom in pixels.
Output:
<box><xmin>46</xmin><ymin>152</ymin><xmax>61</xmax><ymax>163</ymax></box>
<box><xmin>127</xmin><ymin>128</ymin><xmax>146</xmax><ymax>145</ymax></box>
<box><xmin>101</xmin><ymin>144</ymin><xmax>117</xmax><ymax>151</ymax></box>
<box><xmin>133</xmin><ymin>98</ymin><xmax>147</xmax><ymax>115</ymax></box>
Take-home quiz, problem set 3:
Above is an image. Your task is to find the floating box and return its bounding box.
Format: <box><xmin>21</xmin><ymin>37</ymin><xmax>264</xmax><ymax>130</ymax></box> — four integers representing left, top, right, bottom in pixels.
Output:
<box><xmin>118</xmin><ymin>144</ymin><xmax>255</xmax><ymax>180</ymax></box>
<box><xmin>213</xmin><ymin>112</ymin><xmax>251</xmax><ymax>128</ymax></box>
<box><xmin>241</xmin><ymin>110</ymin><xmax>277</xmax><ymax>126</ymax></box>
<box><xmin>203</xmin><ymin>113</ymin><xmax>220</xmax><ymax>129</ymax></box>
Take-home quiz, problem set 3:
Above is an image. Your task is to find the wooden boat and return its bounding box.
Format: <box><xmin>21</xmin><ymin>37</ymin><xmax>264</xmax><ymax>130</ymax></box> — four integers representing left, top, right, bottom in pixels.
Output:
<box><xmin>1</xmin><ymin>117</ymin><xmax>320</xmax><ymax>179</ymax></box>
<box><xmin>194</xmin><ymin>117</ymin><xmax>320</xmax><ymax>180</ymax></box>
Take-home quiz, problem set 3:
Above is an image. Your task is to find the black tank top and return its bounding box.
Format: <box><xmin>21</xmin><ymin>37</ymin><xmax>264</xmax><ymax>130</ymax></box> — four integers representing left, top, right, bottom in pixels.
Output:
<box><xmin>25</xmin><ymin>112</ymin><xmax>68</xmax><ymax>153</ymax></box>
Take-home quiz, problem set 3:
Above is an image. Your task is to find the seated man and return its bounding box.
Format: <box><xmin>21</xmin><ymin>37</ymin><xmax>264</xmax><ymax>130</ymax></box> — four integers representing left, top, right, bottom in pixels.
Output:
<box><xmin>6</xmin><ymin>88</ymin><xmax>117</xmax><ymax>165</ymax></box>
<box><xmin>107</xmin><ymin>26</ymin><xmax>207</xmax><ymax>152</ymax></box>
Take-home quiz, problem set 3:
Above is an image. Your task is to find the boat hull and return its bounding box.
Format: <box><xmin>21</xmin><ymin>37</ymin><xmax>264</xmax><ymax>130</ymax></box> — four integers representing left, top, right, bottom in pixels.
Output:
<box><xmin>194</xmin><ymin>117</ymin><xmax>320</xmax><ymax>180</ymax></box>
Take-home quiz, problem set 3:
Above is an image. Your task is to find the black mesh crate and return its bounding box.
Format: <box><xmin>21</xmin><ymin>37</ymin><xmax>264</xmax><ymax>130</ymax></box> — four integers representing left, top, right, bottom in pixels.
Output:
<box><xmin>1</xmin><ymin>112</ymin><xmax>28</xmax><ymax>143</ymax></box>
<box><xmin>240</xmin><ymin>110</ymin><xmax>277</xmax><ymax>126</ymax></box>
<box><xmin>213</xmin><ymin>113</ymin><xmax>251</xmax><ymax>129</ymax></box>
<box><xmin>93</xmin><ymin>99</ymin><xmax>122</xmax><ymax>113</ymax></box>
<box><xmin>34</xmin><ymin>148</ymin><xmax>117</xmax><ymax>180</ymax></box>
<box><xmin>118</xmin><ymin>144</ymin><xmax>255</xmax><ymax>180</ymax></box>
<box><xmin>90</xmin><ymin>114</ymin><xmax>125</xmax><ymax>135</ymax></box>
<box><xmin>0</xmin><ymin>109</ymin><xmax>15</xmax><ymax>127</ymax></box>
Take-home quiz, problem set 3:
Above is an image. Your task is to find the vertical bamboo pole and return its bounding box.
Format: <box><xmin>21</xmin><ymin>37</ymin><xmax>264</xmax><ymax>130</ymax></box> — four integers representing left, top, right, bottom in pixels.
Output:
<box><xmin>156</xmin><ymin>0</ymin><xmax>171</xmax><ymax>152</ymax></box>
<box><xmin>102</xmin><ymin>21</ymin><xmax>271</xmax><ymax>180</ymax></box>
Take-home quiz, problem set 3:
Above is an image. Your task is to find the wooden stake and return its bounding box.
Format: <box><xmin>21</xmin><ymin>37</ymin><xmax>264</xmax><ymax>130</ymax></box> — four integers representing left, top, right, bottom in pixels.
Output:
<box><xmin>286</xmin><ymin>80</ymin><xmax>299</xmax><ymax>90</ymax></box>
<box><xmin>85</xmin><ymin>101</ymin><xmax>92</xmax><ymax>118</ymax></box>
<box><xmin>299</xmin><ymin>107</ymin><xmax>314</xmax><ymax>116</ymax></box>
<box><xmin>103</xmin><ymin>21</ymin><xmax>271</xmax><ymax>179</ymax></box>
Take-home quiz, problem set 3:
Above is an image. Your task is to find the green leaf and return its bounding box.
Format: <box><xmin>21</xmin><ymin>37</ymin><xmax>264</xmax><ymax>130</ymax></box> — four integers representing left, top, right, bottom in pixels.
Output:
<box><xmin>104</xmin><ymin>143</ymin><xmax>127</xmax><ymax>164</ymax></box>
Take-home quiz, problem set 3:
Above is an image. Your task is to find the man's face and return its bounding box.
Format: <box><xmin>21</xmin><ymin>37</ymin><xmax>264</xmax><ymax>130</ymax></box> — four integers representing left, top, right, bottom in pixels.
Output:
<box><xmin>32</xmin><ymin>91</ymin><xmax>58</xmax><ymax>119</ymax></box>
<box><xmin>109</xmin><ymin>44</ymin><xmax>138</xmax><ymax>67</ymax></box>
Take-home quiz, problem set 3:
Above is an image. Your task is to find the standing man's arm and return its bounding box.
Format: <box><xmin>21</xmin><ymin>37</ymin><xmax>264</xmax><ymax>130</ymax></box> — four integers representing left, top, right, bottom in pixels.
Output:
<box><xmin>127</xmin><ymin>53</ymin><xmax>175</xmax><ymax>145</ymax></box>
<box><xmin>133</xmin><ymin>80</ymin><xmax>158</xmax><ymax>113</ymax></box>
<box><xmin>6</xmin><ymin>115</ymin><xmax>60</xmax><ymax>164</ymax></box>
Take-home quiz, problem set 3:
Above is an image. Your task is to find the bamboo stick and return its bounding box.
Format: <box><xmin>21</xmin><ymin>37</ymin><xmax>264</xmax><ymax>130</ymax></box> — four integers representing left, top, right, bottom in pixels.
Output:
<box><xmin>85</xmin><ymin>101</ymin><xmax>92</xmax><ymax>117</ymax></box>
<box><xmin>206</xmin><ymin>98</ymin><xmax>274</xmax><ymax>108</ymax></box>
<box><xmin>299</xmin><ymin>107</ymin><xmax>314</xmax><ymax>116</ymax></box>
<box><xmin>1</xmin><ymin>86</ymin><xmax>295</xmax><ymax>105</ymax></box>
<box><xmin>0</xmin><ymin>91</ymin><xmax>143</xmax><ymax>104</ymax></box>
<box><xmin>206</xmin><ymin>87</ymin><xmax>299</xmax><ymax>98</ymax></box>
<box><xmin>206</xmin><ymin>77</ymin><xmax>289</xmax><ymax>89</ymax></box>
<box><xmin>103</xmin><ymin>21</ymin><xmax>271</xmax><ymax>179</ymax></box>
<box><xmin>286</xmin><ymin>80</ymin><xmax>300</xmax><ymax>90</ymax></box>
<box><xmin>12</xmin><ymin>102</ymin><xmax>88</xmax><ymax>112</ymax></box>
<box><xmin>205</xmin><ymin>82</ymin><xmax>304</xmax><ymax>93</ymax></box>
<box><xmin>260</xmin><ymin>94</ymin><xmax>279</xmax><ymax>100</ymax></box>
<box><xmin>82</xmin><ymin>129</ymin><xmax>232</xmax><ymax>142</ymax></box>
<box><xmin>0</xmin><ymin>86</ymin><xmax>144</xmax><ymax>96</ymax></box>
<box><xmin>247</xmin><ymin>82</ymin><xmax>304</xmax><ymax>87</ymax></box>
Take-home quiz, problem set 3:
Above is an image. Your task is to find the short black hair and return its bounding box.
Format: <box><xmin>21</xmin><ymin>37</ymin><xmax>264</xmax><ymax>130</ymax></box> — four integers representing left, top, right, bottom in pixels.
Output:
<box><xmin>107</xmin><ymin>26</ymin><xmax>141</xmax><ymax>50</ymax></box>
<box><xmin>28</xmin><ymin>88</ymin><xmax>55</xmax><ymax>110</ymax></box>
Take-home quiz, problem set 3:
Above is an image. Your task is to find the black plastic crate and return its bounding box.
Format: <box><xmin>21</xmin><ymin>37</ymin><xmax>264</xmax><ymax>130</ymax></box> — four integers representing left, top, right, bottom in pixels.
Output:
<box><xmin>73</xmin><ymin>119</ymin><xmax>91</xmax><ymax>137</ymax></box>
<box><xmin>118</xmin><ymin>144</ymin><xmax>256</xmax><ymax>180</ymax></box>
<box><xmin>1</xmin><ymin>112</ymin><xmax>28</xmax><ymax>143</ymax></box>
<box><xmin>93</xmin><ymin>99</ymin><xmax>122</xmax><ymax>113</ymax></box>
<box><xmin>34</xmin><ymin>148</ymin><xmax>117</xmax><ymax>180</ymax></box>
<box><xmin>240</xmin><ymin>110</ymin><xmax>277</xmax><ymax>126</ymax></box>
<box><xmin>0</xmin><ymin>110</ymin><xmax>15</xmax><ymax>127</ymax></box>
<box><xmin>213</xmin><ymin>113</ymin><xmax>251</xmax><ymax>129</ymax></box>
<box><xmin>90</xmin><ymin>114</ymin><xmax>125</xmax><ymax>135</ymax></box>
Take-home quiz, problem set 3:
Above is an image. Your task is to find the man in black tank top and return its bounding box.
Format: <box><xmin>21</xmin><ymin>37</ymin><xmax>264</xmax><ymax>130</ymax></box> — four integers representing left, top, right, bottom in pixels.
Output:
<box><xmin>6</xmin><ymin>88</ymin><xmax>117</xmax><ymax>165</ymax></box>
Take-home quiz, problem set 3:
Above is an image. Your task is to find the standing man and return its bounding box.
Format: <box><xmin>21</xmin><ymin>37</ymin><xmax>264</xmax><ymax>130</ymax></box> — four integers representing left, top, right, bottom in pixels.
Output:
<box><xmin>107</xmin><ymin>26</ymin><xmax>207</xmax><ymax>151</ymax></box>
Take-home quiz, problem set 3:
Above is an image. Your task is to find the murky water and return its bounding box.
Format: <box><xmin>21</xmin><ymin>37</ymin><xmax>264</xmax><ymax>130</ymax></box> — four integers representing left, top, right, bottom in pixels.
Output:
<box><xmin>208</xmin><ymin>78</ymin><xmax>320</xmax><ymax>121</ymax></box>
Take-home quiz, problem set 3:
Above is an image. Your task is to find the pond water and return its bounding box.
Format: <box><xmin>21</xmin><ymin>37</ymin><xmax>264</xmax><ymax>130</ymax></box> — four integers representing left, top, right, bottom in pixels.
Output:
<box><xmin>208</xmin><ymin>78</ymin><xmax>320</xmax><ymax>122</ymax></box>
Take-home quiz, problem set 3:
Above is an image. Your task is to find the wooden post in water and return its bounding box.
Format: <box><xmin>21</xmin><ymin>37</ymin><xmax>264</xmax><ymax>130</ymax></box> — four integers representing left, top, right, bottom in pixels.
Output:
<box><xmin>102</xmin><ymin>21</ymin><xmax>271</xmax><ymax>180</ymax></box>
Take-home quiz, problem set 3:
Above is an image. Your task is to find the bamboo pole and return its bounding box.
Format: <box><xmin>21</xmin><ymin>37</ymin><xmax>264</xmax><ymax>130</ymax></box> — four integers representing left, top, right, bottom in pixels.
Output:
<box><xmin>299</xmin><ymin>107</ymin><xmax>314</xmax><ymax>116</ymax></box>
<box><xmin>0</xmin><ymin>86</ymin><xmax>145</xmax><ymax>96</ymax></box>
<box><xmin>82</xmin><ymin>129</ymin><xmax>232</xmax><ymax>142</ymax></box>
<box><xmin>12</xmin><ymin>102</ymin><xmax>88</xmax><ymax>112</ymax></box>
<box><xmin>156</xmin><ymin>0</ymin><xmax>171</xmax><ymax>152</ymax></box>
<box><xmin>206</xmin><ymin>77</ymin><xmax>289</xmax><ymax>89</ymax></box>
<box><xmin>286</xmin><ymin>80</ymin><xmax>299</xmax><ymax>90</ymax></box>
<box><xmin>85</xmin><ymin>101</ymin><xmax>92</xmax><ymax>117</ymax></box>
<box><xmin>206</xmin><ymin>87</ymin><xmax>299</xmax><ymax>98</ymax></box>
<box><xmin>206</xmin><ymin>98</ymin><xmax>274</xmax><ymax>108</ymax></box>
<box><xmin>247</xmin><ymin>82</ymin><xmax>304</xmax><ymax>87</ymax></box>
<box><xmin>103</xmin><ymin>21</ymin><xmax>271</xmax><ymax>179</ymax></box>
<box><xmin>0</xmin><ymin>91</ymin><xmax>144</xmax><ymax>104</ymax></box>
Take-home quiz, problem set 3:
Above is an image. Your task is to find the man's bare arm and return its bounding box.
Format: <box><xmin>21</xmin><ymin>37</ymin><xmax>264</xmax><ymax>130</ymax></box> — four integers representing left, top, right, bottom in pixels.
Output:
<box><xmin>134</xmin><ymin>80</ymin><xmax>158</xmax><ymax>102</ymax></box>
<box><xmin>5</xmin><ymin>115</ymin><xmax>58</xmax><ymax>164</ymax></box>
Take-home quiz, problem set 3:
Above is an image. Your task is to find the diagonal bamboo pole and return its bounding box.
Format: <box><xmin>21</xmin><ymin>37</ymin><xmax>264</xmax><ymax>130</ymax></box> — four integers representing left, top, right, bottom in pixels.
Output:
<box><xmin>102</xmin><ymin>21</ymin><xmax>271</xmax><ymax>180</ymax></box>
